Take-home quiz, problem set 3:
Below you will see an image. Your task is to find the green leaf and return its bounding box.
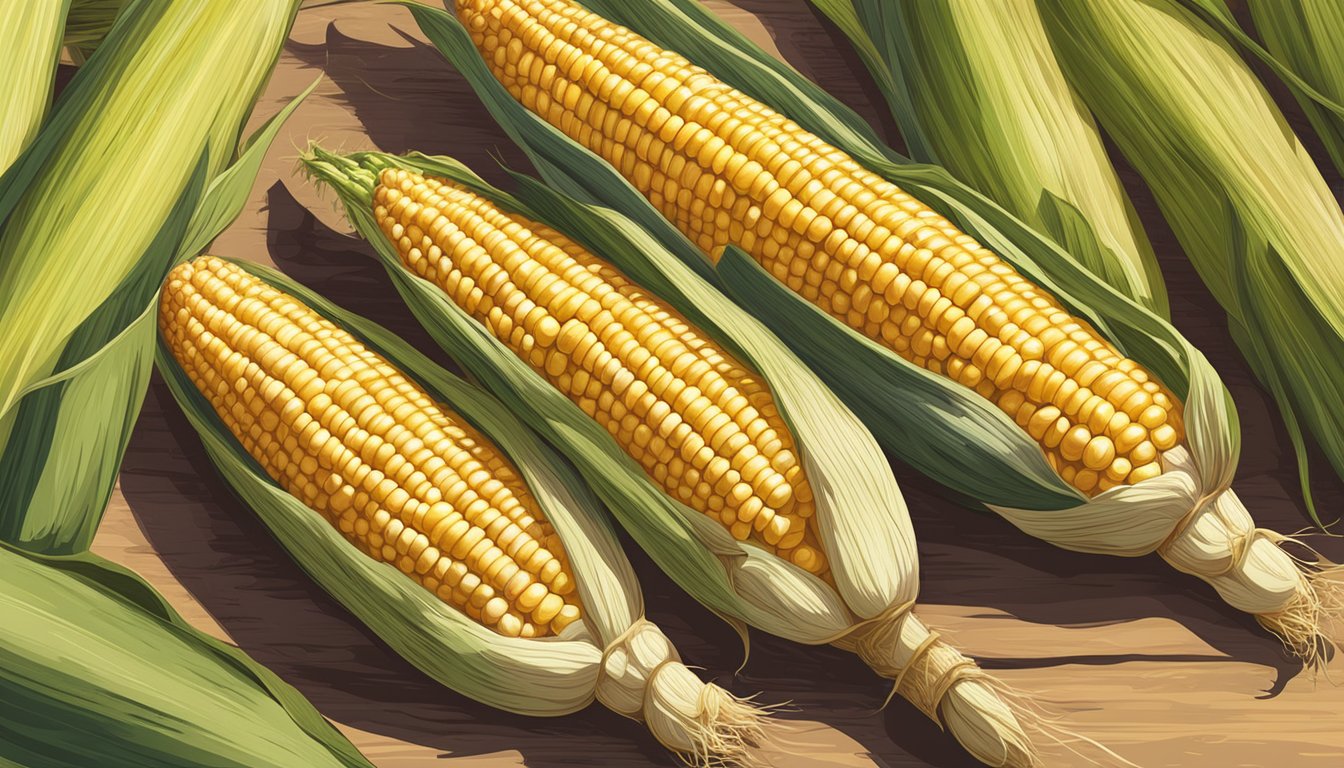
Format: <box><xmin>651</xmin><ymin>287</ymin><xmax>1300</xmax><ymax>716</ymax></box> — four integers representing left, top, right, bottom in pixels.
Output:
<box><xmin>0</xmin><ymin>543</ymin><xmax>373</xmax><ymax>768</ymax></box>
<box><xmin>1182</xmin><ymin>0</ymin><xmax>1344</xmax><ymax>176</ymax></box>
<box><xmin>0</xmin><ymin>0</ymin><xmax>307</xmax><ymax>553</ymax></box>
<box><xmin>0</xmin><ymin>0</ymin><xmax>70</xmax><ymax>172</ymax></box>
<box><xmin>176</xmin><ymin>76</ymin><xmax>322</xmax><ymax>263</ymax></box>
<box><xmin>0</xmin><ymin>153</ymin><xmax>208</xmax><ymax>552</ymax></box>
<box><xmin>61</xmin><ymin>0</ymin><xmax>130</xmax><ymax>63</ymax></box>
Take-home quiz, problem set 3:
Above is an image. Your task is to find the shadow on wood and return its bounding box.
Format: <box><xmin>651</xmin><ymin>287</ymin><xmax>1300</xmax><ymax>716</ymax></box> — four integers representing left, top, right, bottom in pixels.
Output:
<box><xmin>286</xmin><ymin>21</ymin><xmax>536</xmax><ymax>188</ymax></box>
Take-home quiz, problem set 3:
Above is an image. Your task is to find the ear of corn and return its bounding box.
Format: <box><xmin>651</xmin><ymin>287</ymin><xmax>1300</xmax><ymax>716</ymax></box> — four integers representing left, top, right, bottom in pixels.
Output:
<box><xmin>806</xmin><ymin>0</ymin><xmax>1168</xmax><ymax>317</ymax></box>
<box><xmin>156</xmin><ymin>256</ymin><xmax>768</xmax><ymax>763</ymax></box>
<box><xmin>417</xmin><ymin>0</ymin><xmax>1342</xmax><ymax>666</ymax></box>
<box><xmin>307</xmin><ymin>147</ymin><xmax>1077</xmax><ymax>768</ymax></box>
<box><xmin>0</xmin><ymin>0</ymin><xmax>307</xmax><ymax>555</ymax></box>
<box><xmin>0</xmin><ymin>0</ymin><xmax>70</xmax><ymax>171</ymax></box>
<box><xmin>1039</xmin><ymin>0</ymin><xmax>1344</xmax><ymax>527</ymax></box>
<box><xmin>0</xmin><ymin>543</ymin><xmax>373</xmax><ymax>768</ymax></box>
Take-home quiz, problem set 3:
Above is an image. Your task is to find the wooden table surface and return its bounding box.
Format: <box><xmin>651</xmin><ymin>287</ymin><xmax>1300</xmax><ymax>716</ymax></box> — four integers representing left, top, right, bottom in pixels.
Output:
<box><xmin>92</xmin><ymin>2</ymin><xmax>1344</xmax><ymax>766</ymax></box>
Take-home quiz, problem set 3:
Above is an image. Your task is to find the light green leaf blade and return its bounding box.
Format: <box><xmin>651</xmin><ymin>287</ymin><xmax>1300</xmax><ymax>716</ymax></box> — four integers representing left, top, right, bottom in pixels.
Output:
<box><xmin>0</xmin><ymin>0</ymin><xmax>70</xmax><ymax>172</ymax></box>
<box><xmin>1182</xmin><ymin>0</ymin><xmax>1344</xmax><ymax>178</ymax></box>
<box><xmin>1</xmin><ymin>544</ymin><xmax>373</xmax><ymax>768</ymax></box>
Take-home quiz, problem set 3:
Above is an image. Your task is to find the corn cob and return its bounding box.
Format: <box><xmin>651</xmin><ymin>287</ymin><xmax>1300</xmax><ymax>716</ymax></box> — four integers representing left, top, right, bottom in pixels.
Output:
<box><xmin>456</xmin><ymin>0</ymin><xmax>1179</xmax><ymax>497</ymax></box>
<box><xmin>158</xmin><ymin>256</ymin><xmax>769</xmax><ymax>763</ymax></box>
<box><xmin>446</xmin><ymin>0</ymin><xmax>1342</xmax><ymax>664</ymax></box>
<box><xmin>374</xmin><ymin>168</ymin><xmax>830</xmax><ymax>574</ymax></box>
<box><xmin>160</xmin><ymin>256</ymin><xmax>581</xmax><ymax>638</ymax></box>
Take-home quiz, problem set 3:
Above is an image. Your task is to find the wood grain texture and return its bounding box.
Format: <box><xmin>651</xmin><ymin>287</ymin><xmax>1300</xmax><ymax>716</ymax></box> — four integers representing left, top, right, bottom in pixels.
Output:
<box><xmin>92</xmin><ymin>1</ymin><xmax>1344</xmax><ymax>765</ymax></box>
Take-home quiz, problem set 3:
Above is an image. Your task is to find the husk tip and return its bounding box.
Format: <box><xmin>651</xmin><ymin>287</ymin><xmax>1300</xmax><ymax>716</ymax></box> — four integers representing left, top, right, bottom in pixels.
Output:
<box><xmin>942</xmin><ymin>673</ymin><xmax>1139</xmax><ymax>768</ymax></box>
<box><xmin>675</xmin><ymin>683</ymin><xmax>772</xmax><ymax>768</ymax></box>
<box><xmin>1258</xmin><ymin>557</ymin><xmax>1344</xmax><ymax>675</ymax></box>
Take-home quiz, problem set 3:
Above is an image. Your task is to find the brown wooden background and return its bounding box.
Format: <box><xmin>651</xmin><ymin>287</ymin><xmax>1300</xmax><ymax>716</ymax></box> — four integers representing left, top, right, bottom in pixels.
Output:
<box><xmin>92</xmin><ymin>2</ymin><xmax>1344</xmax><ymax>766</ymax></box>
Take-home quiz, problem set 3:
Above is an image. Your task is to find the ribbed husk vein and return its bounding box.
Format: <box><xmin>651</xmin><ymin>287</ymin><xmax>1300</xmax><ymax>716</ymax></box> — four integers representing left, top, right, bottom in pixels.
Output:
<box><xmin>0</xmin><ymin>0</ymin><xmax>70</xmax><ymax>172</ymax></box>
<box><xmin>62</xmin><ymin>0</ymin><xmax>130</xmax><ymax>62</ymax></box>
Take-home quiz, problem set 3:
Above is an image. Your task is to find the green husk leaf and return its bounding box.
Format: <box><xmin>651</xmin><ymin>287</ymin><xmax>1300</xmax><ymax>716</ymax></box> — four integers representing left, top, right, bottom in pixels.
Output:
<box><xmin>1040</xmin><ymin>0</ymin><xmax>1344</xmax><ymax>520</ymax></box>
<box><xmin>807</xmin><ymin>0</ymin><xmax>1168</xmax><ymax>316</ymax></box>
<box><xmin>0</xmin><ymin>0</ymin><xmax>70</xmax><ymax>172</ymax></box>
<box><xmin>306</xmin><ymin>147</ymin><xmax>921</xmax><ymax>639</ymax></box>
<box><xmin>62</xmin><ymin>0</ymin><xmax>129</xmax><ymax>63</ymax></box>
<box><xmin>715</xmin><ymin>246</ymin><xmax>1073</xmax><ymax>508</ymax></box>
<box><xmin>0</xmin><ymin>0</ymin><xmax>304</xmax><ymax>554</ymax></box>
<box><xmin>157</xmin><ymin>258</ymin><xmax>641</xmax><ymax>716</ymax></box>
<box><xmin>0</xmin><ymin>543</ymin><xmax>373</xmax><ymax>768</ymax></box>
<box><xmin>177</xmin><ymin>76</ymin><xmax>321</xmax><ymax>262</ymax></box>
<box><xmin>408</xmin><ymin>0</ymin><xmax>1235</xmax><ymax>514</ymax></box>
<box><xmin>1181</xmin><ymin>0</ymin><xmax>1344</xmax><ymax>178</ymax></box>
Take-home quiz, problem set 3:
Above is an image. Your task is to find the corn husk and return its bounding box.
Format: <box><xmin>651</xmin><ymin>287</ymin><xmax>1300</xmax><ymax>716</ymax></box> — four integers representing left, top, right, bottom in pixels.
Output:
<box><xmin>0</xmin><ymin>0</ymin><xmax>70</xmax><ymax>171</ymax></box>
<box><xmin>1038</xmin><ymin>0</ymin><xmax>1344</xmax><ymax>522</ymax></box>
<box><xmin>806</xmin><ymin>0</ymin><xmax>1168</xmax><ymax>316</ymax></box>
<box><xmin>156</xmin><ymin>258</ymin><xmax>769</xmax><ymax>765</ymax></box>
<box><xmin>62</xmin><ymin>0</ymin><xmax>128</xmax><ymax>62</ymax></box>
<box><xmin>1169</xmin><ymin>0</ymin><xmax>1344</xmax><ymax>184</ymax></box>
<box><xmin>1247</xmin><ymin>1</ymin><xmax>1344</xmax><ymax>177</ymax></box>
<box><xmin>304</xmin><ymin>142</ymin><xmax>1095</xmax><ymax>768</ymax></box>
<box><xmin>0</xmin><ymin>0</ymin><xmax>308</xmax><ymax>554</ymax></box>
<box><xmin>407</xmin><ymin>0</ymin><xmax>1342</xmax><ymax>668</ymax></box>
<box><xmin>0</xmin><ymin>542</ymin><xmax>373</xmax><ymax>768</ymax></box>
